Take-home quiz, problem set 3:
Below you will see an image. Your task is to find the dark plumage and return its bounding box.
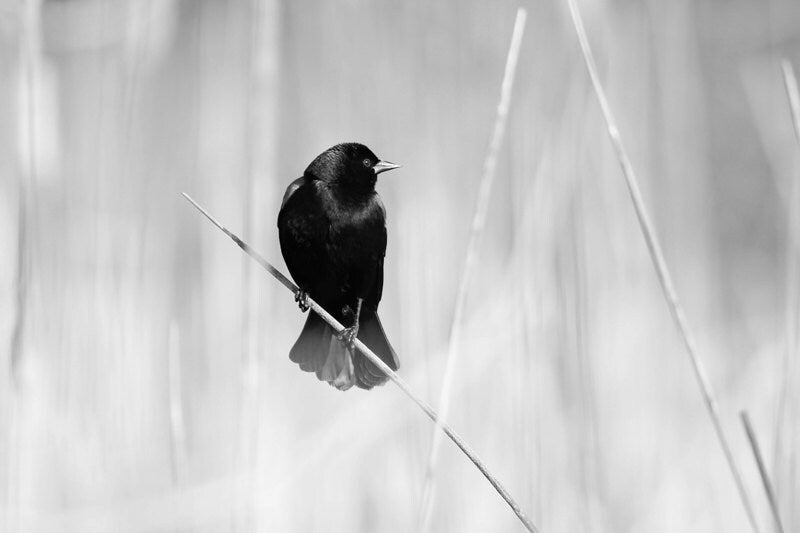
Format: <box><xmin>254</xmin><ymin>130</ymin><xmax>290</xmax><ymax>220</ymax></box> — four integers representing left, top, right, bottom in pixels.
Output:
<box><xmin>278</xmin><ymin>143</ymin><xmax>400</xmax><ymax>390</ymax></box>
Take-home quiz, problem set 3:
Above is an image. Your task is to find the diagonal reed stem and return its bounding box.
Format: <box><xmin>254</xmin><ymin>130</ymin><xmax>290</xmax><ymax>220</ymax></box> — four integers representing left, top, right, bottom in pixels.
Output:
<box><xmin>182</xmin><ymin>193</ymin><xmax>540</xmax><ymax>533</ymax></box>
<box><xmin>564</xmin><ymin>1</ymin><xmax>760</xmax><ymax>530</ymax></box>
<box><xmin>418</xmin><ymin>9</ymin><xmax>527</xmax><ymax>532</ymax></box>
<box><xmin>741</xmin><ymin>411</ymin><xmax>784</xmax><ymax>533</ymax></box>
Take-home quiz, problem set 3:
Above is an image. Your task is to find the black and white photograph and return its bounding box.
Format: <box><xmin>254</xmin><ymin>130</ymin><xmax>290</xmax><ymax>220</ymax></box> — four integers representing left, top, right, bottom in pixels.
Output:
<box><xmin>0</xmin><ymin>1</ymin><xmax>799</xmax><ymax>531</ymax></box>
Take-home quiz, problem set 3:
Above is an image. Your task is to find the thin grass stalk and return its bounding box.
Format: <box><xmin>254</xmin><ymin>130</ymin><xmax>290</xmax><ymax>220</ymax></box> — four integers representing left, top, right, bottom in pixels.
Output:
<box><xmin>570</xmin><ymin>168</ymin><xmax>601</xmax><ymax>529</ymax></box>
<box><xmin>237</xmin><ymin>8</ymin><xmax>256</xmax><ymax>530</ymax></box>
<box><xmin>10</xmin><ymin>0</ymin><xmax>40</xmax><ymax>384</ymax></box>
<box><xmin>741</xmin><ymin>411</ymin><xmax>785</xmax><ymax>533</ymax></box>
<box><xmin>167</xmin><ymin>321</ymin><xmax>187</xmax><ymax>484</ymax></box>
<box><xmin>782</xmin><ymin>61</ymin><xmax>800</xmax><ymax>143</ymax></box>
<box><xmin>182</xmin><ymin>193</ymin><xmax>540</xmax><ymax>533</ymax></box>
<box><xmin>8</xmin><ymin>4</ymin><xmax>41</xmax><ymax>531</ymax></box>
<box><xmin>122</xmin><ymin>0</ymin><xmax>151</xmax><ymax>151</ymax></box>
<box><xmin>234</xmin><ymin>2</ymin><xmax>273</xmax><ymax>529</ymax></box>
<box><xmin>564</xmin><ymin>1</ymin><xmax>760</xmax><ymax>530</ymax></box>
<box><xmin>778</xmin><ymin>58</ymin><xmax>800</xmax><ymax>532</ymax></box>
<box><xmin>417</xmin><ymin>8</ymin><xmax>527</xmax><ymax>531</ymax></box>
<box><xmin>9</xmin><ymin>99</ymin><xmax>27</xmax><ymax>384</ymax></box>
<box><xmin>127</xmin><ymin>0</ymin><xmax>155</xmax><ymax>288</ymax></box>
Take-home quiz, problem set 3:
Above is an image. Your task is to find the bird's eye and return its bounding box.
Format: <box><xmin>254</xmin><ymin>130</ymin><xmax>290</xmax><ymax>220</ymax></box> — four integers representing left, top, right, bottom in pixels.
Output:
<box><xmin>363</xmin><ymin>159</ymin><xmax>372</xmax><ymax>167</ymax></box>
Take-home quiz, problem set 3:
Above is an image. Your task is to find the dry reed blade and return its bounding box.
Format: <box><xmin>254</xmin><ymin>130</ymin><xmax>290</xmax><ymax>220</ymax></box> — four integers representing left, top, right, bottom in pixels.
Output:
<box><xmin>418</xmin><ymin>8</ymin><xmax>527</xmax><ymax>531</ymax></box>
<box><xmin>565</xmin><ymin>0</ymin><xmax>760</xmax><ymax>530</ymax></box>
<box><xmin>741</xmin><ymin>411</ymin><xmax>784</xmax><ymax>533</ymax></box>
<box><xmin>182</xmin><ymin>193</ymin><xmax>541</xmax><ymax>533</ymax></box>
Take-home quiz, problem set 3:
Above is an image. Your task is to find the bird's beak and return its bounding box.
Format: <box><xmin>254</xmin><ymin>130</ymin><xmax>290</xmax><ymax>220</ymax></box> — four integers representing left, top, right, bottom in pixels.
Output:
<box><xmin>373</xmin><ymin>160</ymin><xmax>401</xmax><ymax>175</ymax></box>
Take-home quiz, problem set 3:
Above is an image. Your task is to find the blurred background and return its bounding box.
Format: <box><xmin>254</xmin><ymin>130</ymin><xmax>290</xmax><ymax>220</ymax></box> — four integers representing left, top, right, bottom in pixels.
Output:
<box><xmin>1</xmin><ymin>0</ymin><xmax>799</xmax><ymax>531</ymax></box>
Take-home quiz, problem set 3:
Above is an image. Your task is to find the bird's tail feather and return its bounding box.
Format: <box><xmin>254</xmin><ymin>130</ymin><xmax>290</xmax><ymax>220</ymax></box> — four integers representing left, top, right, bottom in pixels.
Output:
<box><xmin>354</xmin><ymin>309</ymin><xmax>399</xmax><ymax>390</ymax></box>
<box><xmin>289</xmin><ymin>309</ymin><xmax>398</xmax><ymax>391</ymax></box>
<box><xmin>289</xmin><ymin>313</ymin><xmax>355</xmax><ymax>390</ymax></box>
<box><xmin>316</xmin><ymin>334</ymin><xmax>355</xmax><ymax>390</ymax></box>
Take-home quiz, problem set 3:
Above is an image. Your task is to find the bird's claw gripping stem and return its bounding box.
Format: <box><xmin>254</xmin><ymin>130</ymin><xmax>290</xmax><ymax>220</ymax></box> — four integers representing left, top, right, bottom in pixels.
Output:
<box><xmin>337</xmin><ymin>298</ymin><xmax>363</xmax><ymax>349</ymax></box>
<box><xmin>337</xmin><ymin>325</ymin><xmax>359</xmax><ymax>349</ymax></box>
<box><xmin>295</xmin><ymin>289</ymin><xmax>310</xmax><ymax>312</ymax></box>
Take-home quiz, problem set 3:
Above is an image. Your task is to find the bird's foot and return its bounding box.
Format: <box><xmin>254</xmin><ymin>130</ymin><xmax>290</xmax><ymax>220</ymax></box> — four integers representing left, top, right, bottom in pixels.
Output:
<box><xmin>294</xmin><ymin>289</ymin><xmax>310</xmax><ymax>312</ymax></box>
<box><xmin>337</xmin><ymin>325</ymin><xmax>359</xmax><ymax>349</ymax></box>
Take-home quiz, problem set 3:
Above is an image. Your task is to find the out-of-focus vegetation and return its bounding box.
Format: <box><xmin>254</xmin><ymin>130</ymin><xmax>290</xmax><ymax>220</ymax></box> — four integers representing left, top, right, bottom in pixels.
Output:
<box><xmin>0</xmin><ymin>0</ymin><xmax>799</xmax><ymax>531</ymax></box>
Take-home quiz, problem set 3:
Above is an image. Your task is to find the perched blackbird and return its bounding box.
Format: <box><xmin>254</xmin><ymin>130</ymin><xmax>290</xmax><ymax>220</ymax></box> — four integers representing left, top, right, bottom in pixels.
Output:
<box><xmin>278</xmin><ymin>143</ymin><xmax>400</xmax><ymax>390</ymax></box>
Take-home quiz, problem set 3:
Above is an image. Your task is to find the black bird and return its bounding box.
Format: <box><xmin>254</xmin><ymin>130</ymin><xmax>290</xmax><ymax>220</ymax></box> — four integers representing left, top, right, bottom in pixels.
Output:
<box><xmin>278</xmin><ymin>143</ymin><xmax>400</xmax><ymax>390</ymax></box>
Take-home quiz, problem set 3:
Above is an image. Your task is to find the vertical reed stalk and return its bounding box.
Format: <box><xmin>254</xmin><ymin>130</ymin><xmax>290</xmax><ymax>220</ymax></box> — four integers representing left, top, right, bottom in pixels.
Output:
<box><xmin>565</xmin><ymin>0</ymin><xmax>759</xmax><ymax>530</ymax></box>
<box><xmin>182</xmin><ymin>193</ymin><xmax>541</xmax><ymax>533</ymax></box>
<box><xmin>418</xmin><ymin>9</ymin><xmax>527</xmax><ymax>532</ymax></box>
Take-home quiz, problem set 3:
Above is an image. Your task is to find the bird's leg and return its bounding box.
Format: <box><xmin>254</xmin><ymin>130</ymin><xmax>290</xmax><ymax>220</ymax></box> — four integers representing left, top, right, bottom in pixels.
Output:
<box><xmin>337</xmin><ymin>298</ymin><xmax>363</xmax><ymax>349</ymax></box>
<box><xmin>294</xmin><ymin>289</ymin><xmax>310</xmax><ymax>312</ymax></box>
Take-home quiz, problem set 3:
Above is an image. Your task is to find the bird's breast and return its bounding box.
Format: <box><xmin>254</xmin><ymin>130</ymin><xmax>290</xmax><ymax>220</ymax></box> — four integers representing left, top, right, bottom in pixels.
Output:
<box><xmin>324</xmin><ymin>195</ymin><xmax>386</xmax><ymax>265</ymax></box>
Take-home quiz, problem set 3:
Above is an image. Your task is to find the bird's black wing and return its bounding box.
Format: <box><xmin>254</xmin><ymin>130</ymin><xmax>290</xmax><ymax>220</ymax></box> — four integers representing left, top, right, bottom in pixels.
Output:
<box><xmin>362</xmin><ymin>196</ymin><xmax>387</xmax><ymax>309</ymax></box>
<box><xmin>354</xmin><ymin>218</ymin><xmax>396</xmax><ymax>389</ymax></box>
<box><xmin>364</xmin><ymin>249</ymin><xmax>385</xmax><ymax>310</ymax></box>
<box><xmin>277</xmin><ymin>177</ymin><xmax>329</xmax><ymax>293</ymax></box>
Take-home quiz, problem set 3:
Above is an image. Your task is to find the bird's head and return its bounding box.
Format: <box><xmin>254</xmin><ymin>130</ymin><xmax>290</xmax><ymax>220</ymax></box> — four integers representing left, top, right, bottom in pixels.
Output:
<box><xmin>305</xmin><ymin>143</ymin><xmax>400</xmax><ymax>194</ymax></box>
